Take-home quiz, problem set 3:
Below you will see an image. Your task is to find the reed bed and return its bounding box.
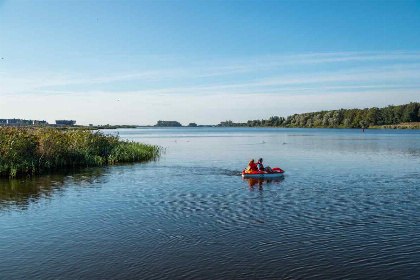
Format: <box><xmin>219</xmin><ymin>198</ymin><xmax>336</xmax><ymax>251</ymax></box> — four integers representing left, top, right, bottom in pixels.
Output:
<box><xmin>371</xmin><ymin>122</ymin><xmax>420</xmax><ymax>129</ymax></box>
<box><xmin>0</xmin><ymin>127</ymin><xmax>161</xmax><ymax>177</ymax></box>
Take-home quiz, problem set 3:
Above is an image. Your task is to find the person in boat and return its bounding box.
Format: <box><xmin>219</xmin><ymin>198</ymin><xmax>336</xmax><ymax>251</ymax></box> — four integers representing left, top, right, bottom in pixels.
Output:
<box><xmin>246</xmin><ymin>159</ymin><xmax>258</xmax><ymax>172</ymax></box>
<box><xmin>257</xmin><ymin>158</ymin><xmax>272</xmax><ymax>172</ymax></box>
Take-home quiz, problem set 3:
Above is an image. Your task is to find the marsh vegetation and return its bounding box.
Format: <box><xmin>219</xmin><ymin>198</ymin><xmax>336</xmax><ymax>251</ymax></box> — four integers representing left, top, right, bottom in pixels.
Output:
<box><xmin>0</xmin><ymin>127</ymin><xmax>161</xmax><ymax>177</ymax></box>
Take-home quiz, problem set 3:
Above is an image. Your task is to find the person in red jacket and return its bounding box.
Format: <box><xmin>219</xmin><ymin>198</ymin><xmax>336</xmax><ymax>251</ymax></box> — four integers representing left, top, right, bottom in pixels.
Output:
<box><xmin>246</xmin><ymin>159</ymin><xmax>258</xmax><ymax>172</ymax></box>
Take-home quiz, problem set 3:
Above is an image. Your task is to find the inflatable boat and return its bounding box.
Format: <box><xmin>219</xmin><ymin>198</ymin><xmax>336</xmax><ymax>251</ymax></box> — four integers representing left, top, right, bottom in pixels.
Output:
<box><xmin>242</xmin><ymin>167</ymin><xmax>285</xmax><ymax>178</ymax></box>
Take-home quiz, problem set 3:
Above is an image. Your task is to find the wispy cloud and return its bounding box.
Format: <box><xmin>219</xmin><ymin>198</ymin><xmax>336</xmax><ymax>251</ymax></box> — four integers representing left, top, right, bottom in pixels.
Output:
<box><xmin>1</xmin><ymin>51</ymin><xmax>420</xmax><ymax>99</ymax></box>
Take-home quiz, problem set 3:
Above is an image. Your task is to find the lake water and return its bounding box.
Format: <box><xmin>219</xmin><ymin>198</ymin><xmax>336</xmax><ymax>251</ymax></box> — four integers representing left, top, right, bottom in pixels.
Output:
<box><xmin>1</xmin><ymin>128</ymin><xmax>419</xmax><ymax>279</ymax></box>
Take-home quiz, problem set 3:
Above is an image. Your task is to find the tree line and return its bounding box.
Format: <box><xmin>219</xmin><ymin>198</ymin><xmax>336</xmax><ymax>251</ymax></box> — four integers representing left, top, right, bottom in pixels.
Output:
<box><xmin>218</xmin><ymin>102</ymin><xmax>420</xmax><ymax>128</ymax></box>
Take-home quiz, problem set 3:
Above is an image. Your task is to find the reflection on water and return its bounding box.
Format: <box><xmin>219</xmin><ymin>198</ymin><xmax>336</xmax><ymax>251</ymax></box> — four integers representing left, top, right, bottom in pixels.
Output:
<box><xmin>0</xmin><ymin>168</ymin><xmax>106</xmax><ymax>211</ymax></box>
<box><xmin>244</xmin><ymin>177</ymin><xmax>285</xmax><ymax>191</ymax></box>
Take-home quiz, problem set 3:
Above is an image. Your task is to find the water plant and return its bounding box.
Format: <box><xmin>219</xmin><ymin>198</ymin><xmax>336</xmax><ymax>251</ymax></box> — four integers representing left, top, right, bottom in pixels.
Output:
<box><xmin>0</xmin><ymin>127</ymin><xmax>161</xmax><ymax>177</ymax></box>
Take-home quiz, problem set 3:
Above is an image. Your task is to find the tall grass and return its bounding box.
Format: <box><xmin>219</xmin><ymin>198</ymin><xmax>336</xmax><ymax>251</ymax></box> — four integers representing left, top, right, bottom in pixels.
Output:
<box><xmin>0</xmin><ymin>127</ymin><xmax>161</xmax><ymax>177</ymax></box>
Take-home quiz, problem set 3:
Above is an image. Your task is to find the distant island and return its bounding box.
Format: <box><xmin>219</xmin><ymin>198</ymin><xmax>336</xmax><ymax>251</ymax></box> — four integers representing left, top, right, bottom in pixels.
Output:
<box><xmin>155</xmin><ymin>120</ymin><xmax>182</xmax><ymax>127</ymax></box>
<box><xmin>154</xmin><ymin>121</ymin><xmax>213</xmax><ymax>127</ymax></box>
<box><xmin>217</xmin><ymin>102</ymin><xmax>420</xmax><ymax>129</ymax></box>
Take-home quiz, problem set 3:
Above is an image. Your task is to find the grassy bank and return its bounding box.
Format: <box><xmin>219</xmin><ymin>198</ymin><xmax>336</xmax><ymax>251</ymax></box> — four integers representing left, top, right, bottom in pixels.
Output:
<box><xmin>370</xmin><ymin>122</ymin><xmax>420</xmax><ymax>129</ymax></box>
<box><xmin>0</xmin><ymin>127</ymin><xmax>161</xmax><ymax>177</ymax></box>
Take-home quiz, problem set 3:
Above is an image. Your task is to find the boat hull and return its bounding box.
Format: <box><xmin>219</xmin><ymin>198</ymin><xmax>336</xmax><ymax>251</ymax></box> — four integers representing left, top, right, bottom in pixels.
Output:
<box><xmin>242</xmin><ymin>173</ymin><xmax>284</xmax><ymax>178</ymax></box>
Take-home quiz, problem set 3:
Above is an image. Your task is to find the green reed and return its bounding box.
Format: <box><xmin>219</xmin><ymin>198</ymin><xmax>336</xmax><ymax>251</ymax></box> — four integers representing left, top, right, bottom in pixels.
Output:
<box><xmin>0</xmin><ymin>127</ymin><xmax>161</xmax><ymax>177</ymax></box>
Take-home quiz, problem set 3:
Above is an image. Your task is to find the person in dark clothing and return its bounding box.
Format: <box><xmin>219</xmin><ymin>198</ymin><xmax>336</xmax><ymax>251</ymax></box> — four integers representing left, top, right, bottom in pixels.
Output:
<box><xmin>257</xmin><ymin>158</ymin><xmax>272</xmax><ymax>172</ymax></box>
<box><xmin>257</xmin><ymin>158</ymin><xmax>265</xmax><ymax>171</ymax></box>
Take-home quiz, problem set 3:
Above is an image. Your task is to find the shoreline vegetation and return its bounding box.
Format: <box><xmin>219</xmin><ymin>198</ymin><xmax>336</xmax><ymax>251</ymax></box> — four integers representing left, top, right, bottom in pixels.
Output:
<box><xmin>0</xmin><ymin>127</ymin><xmax>161</xmax><ymax>178</ymax></box>
<box><xmin>151</xmin><ymin>102</ymin><xmax>419</xmax><ymax>129</ymax></box>
<box><xmin>120</xmin><ymin>102</ymin><xmax>419</xmax><ymax>129</ymax></box>
<box><xmin>216</xmin><ymin>102</ymin><xmax>420</xmax><ymax>129</ymax></box>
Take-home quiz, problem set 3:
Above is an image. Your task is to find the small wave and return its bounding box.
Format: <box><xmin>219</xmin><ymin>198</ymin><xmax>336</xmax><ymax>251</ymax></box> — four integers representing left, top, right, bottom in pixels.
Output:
<box><xmin>150</xmin><ymin>165</ymin><xmax>242</xmax><ymax>177</ymax></box>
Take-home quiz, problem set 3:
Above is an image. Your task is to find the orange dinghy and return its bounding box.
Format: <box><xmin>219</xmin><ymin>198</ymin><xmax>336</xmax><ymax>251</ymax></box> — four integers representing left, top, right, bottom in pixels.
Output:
<box><xmin>242</xmin><ymin>167</ymin><xmax>285</xmax><ymax>178</ymax></box>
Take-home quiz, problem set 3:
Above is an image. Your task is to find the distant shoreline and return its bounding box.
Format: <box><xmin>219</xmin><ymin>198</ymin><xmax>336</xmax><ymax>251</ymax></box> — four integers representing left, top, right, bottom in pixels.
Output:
<box><xmin>2</xmin><ymin>123</ymin><xmax>418</xmax><ymax>130</ymax></box>
<box><xmin>90</xmin><ymin>123</ymin><xmax>420</xmax><ymax>129</ymax></box>
<box><xmin>2</xmin><ymin>102</ymin><xmax>418</xmax><ymax>130</ymax></box>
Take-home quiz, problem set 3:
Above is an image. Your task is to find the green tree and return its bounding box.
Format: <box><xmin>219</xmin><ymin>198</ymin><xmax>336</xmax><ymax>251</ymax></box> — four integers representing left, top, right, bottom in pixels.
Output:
<box><xmin>393</xmin><ymin>106</ymin><xmax>404</xmax><ymax>123</ymax></box>
<box><xmin>366</xmin><ymin>107</ymin><xmax>380</xmax><ymax>126</ymax></box>
<box><xmin>381</xmin><ymin>105</ymin><xmax>394</xmax><ymax>124</ymax></box>
<box><xmin>403</xmin><ymin>102</ymin><xmax>419</xmax><ymax>122</ymax></box>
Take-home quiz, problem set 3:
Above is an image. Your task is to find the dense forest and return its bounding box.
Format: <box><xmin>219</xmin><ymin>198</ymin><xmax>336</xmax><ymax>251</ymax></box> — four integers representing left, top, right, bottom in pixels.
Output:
<box><xmin>218</xmin><ymin>102</ymin><xmax>420</xmax><ymax>128</ymax></box>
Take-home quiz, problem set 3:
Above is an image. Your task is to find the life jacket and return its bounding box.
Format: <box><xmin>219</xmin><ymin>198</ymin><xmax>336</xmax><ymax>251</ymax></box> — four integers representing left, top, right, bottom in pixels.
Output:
<box><xmin>248</xmin><ymin>162</ymin><xmax>258</xmax><ymax>171</ymax></box>
<box><xmin>257</xmin><ymin>162</ymin><xmax>264</xmax><ymax>170</ymax></box>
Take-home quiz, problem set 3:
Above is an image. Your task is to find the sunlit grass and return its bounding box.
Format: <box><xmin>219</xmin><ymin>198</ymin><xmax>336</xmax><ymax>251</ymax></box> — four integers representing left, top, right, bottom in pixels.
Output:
<box><xmin>0</xmin><ymin>127</ymin><xmax>161</xmax><ymax>177</ymax></box>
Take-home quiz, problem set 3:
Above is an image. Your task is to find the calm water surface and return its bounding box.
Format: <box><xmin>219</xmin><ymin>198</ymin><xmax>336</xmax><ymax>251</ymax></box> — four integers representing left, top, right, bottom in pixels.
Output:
<box><xmin>1</xmin><ymin>128</ymin><xmax>419</xmax><ymax>279</ymax></box>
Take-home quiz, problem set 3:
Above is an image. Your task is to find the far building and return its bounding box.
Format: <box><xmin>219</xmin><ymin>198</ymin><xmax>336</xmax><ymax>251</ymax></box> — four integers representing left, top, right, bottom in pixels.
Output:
<box><xmin>56</xmin><ymin>120</ymin><xmax>76</xmax><ymax>126</ymax></box>
<box><xmin>34</xmin><ymin>120</ymin><xmax>48</xmax><ymax>125</ymax></box>
<box><xmin>0</xmin><ymin>119</ymin><xmax>48</xmax><ymax>126</ymax></box>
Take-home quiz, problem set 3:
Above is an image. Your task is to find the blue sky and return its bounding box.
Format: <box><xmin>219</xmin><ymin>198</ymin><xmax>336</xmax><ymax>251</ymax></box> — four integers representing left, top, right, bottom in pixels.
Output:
<box><xmin>1</xmin><ymin>0</ymin><xmax>420</xmax><ymax>125</ymax></box>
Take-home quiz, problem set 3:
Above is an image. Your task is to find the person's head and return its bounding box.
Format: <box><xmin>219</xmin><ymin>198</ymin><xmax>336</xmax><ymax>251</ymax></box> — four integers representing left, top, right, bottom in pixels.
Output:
<box><xmin>250</xmin><ymin>159</ymin><xmax>254</xmax><ymax>163</ymax></box>
<box><xmin>258</xmin><ymin>158</ymin><xmax>263</xmax><ymax>163</ymax></box>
